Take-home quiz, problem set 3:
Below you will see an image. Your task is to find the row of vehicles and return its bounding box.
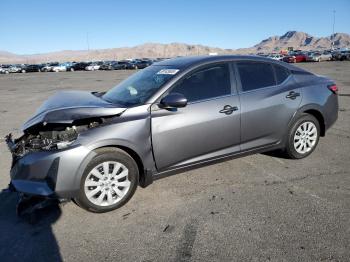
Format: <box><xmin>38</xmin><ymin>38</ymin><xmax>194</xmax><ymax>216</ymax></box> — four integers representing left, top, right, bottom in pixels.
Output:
<box><xmin>1</xmin><ymin>50</ymin><xmax>349</xmax><ymax>74</ymax></box>
<box><xmin>265</xmin><ymin>49</ymin><xmax>350</xmax><ymax>63</ymax></box>
<box><xmin>0</xmin><ymin>58</ymin><xmax>159</xmax><ymax>74</ymax></box>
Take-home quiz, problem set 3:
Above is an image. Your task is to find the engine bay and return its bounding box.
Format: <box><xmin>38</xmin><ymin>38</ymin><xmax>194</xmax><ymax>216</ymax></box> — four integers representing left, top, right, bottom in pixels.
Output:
<box><xmin>6</xmin><ymin>119</ymin><xmax>101</xmax><ymax>157</ymax></box>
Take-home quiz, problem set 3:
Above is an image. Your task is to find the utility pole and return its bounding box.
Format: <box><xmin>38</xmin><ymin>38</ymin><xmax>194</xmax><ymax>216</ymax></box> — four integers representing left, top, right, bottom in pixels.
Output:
<box><xmin>331</xmin><ymin>10</ymin><xmax>336</xmax><ymax>50</ymax></box>
<box><xmin>86</xmin><ymin>32</ymin><xmax>90</xmax><ymax>51</ymax></box>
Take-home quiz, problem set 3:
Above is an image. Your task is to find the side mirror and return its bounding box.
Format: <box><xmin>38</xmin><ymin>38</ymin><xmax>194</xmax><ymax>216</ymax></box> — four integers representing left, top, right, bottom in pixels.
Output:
<box><xmin>159</xmin><ymin>93</ymin><xmax>187</xmax><ymax>109</ymax></box>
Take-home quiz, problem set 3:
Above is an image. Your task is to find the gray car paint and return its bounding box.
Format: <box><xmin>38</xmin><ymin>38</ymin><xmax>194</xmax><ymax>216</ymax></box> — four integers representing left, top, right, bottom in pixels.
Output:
<box><xmin>8</xmin><ymin>55</ymin><xmax>338</xmax><ymax>199</ymax></box>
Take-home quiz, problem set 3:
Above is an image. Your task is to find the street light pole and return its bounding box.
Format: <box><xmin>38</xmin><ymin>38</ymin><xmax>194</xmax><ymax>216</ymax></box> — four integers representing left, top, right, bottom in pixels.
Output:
<box><xmin>332</xmin><ymin>10</ymin><xmax>336</xmax><ymax>50</ymax></box>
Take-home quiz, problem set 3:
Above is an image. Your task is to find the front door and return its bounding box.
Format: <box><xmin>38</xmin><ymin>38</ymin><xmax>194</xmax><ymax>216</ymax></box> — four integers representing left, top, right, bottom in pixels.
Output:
<box><xmin>151</xmin><ymin>63</ymin><xmax>241</xmax><ymax>171</ymax></box>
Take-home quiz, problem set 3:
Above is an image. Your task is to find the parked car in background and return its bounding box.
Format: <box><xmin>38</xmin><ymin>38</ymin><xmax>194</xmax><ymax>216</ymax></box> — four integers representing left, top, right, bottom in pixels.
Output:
<box><xmin>9</xmin><ymin>65</ymin><xmax>24</xmax><ymax>73</ymax></box>
<box><xmin>6</xmin><ymin>55</ymin><xmax>338</xmax><ymax>213</ymax></box>
<box><xmin>22</xmin><ymin>64</ymin><xmax>42</xmax><ymax>73</ymax></box>
<box><xmin>306</xmin><ymin>52</ymin><xmax>322</xmax><ymax>62</ymax></box>
<box><xmin>100</xmin><ymin>61</ymin><xmax>127</xmax><ymax>70</ymax></box>
<box><xmin>267</xmin><ymin>54</ymin><xmax>284</xmax><ymax>61</ymax></box>
<box><xmin>332</xmin><ymin>50</ymin><xmax>350</xmax><ymax>61</ymax></box>
<box><xmin>99</xmin><ymin>62</ymin><xmax>113</xmax><ymax>70</ymax></box>
<box><xmin>62</xmin><ymin>62</ymin><xmax>75</xmax><ymax>71</ymax></box>
<box><xmin>111</xmin><ymin>61</ymin><xmax>128</xmax><ymax>70</ymax></box>
<box><xmin>282</xmin><ymin>55</ymin><xmax>296</xmax><ymax>63</ymax></box>
<box><xmin>320</xmin><ymin>51</ymin><xmax>332</xmax><ymax>61</ymax></box>
<box><xmin>85</xmin><ymin>62</ymin><xmax>103</xmax><ymax>71</ymax></box>
<box><xmin>71</xmin><ymin>62</ymin><xmax>90</xmax><ymax>71</ymax></box>
<box><xmin>125</xmin><ymin>60</ymin><xmax>152</xmax><ymax>69</ymax></box>
<box><xmin>52</xmin><ymin>63</ymin><xmax>68</xmax><ymax>72</ymax></box>
<box><xmin>41</xmin><ymin>62</ymin><xmax>59</xmax><ymax>72</ymax></box>
<box><xmin>307</xmin><ymin>51</ymin><xmax>332</xmax><ymax>62</ymax></box>
<box><xmin>116</xmin><ymin>61</ymin><xmax>129</xmax><ymax>69</ymax></box>
<box><xmin>0</xmin><ymin>66</ymin><xmax>10</xmax><ymax>74</ymax></box>
<box><xmin>124</xmin><ymin>60</ymin><xmax>137</xmax><ymax>69</ymax></box>
<box><xmin>290</xmin><ymin>51</ymin><xmax>307</xmax><ymax>63</ymax></box>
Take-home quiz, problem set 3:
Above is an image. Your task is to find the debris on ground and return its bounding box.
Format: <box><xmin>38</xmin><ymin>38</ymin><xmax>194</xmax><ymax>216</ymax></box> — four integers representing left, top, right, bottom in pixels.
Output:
<box><xmin>163</xmin><ymin>224</ymin><xmax>170</xmax><ymax>232</ymax></box>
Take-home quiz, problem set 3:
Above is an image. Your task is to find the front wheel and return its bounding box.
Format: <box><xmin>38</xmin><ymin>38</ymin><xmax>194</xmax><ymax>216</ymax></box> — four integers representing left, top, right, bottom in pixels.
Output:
<box><xmin>74</xmin><ymin>148</ymin><xmax>139</xmax><ymax>213</ymax></box>
<box><xmin>284</xmin><ymin>114</ymin><xmax>320</xmax><ymax>159</ymax></box>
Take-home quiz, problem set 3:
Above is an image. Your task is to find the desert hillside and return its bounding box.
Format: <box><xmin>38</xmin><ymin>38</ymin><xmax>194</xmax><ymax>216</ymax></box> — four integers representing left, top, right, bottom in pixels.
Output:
<box><xmin>1</xmin><ymin>31</ymin><xmax>349</xmax><ymax>63</ymax></box>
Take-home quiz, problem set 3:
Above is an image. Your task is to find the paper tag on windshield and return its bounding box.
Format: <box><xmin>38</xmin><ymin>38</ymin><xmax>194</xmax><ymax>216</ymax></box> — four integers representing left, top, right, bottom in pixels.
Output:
<box><xmin>157</xmin><ymin>69</ymin><xmax>179</xmax><ymax>75</ymax></box>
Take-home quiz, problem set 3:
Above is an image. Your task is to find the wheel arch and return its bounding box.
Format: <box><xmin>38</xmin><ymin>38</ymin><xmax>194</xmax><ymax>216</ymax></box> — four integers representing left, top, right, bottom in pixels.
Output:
<box><xmin>291</xmin><ymin>104</ymin><xmax>326</xmax><ymax>137</ymax></box>
<box><xmin>73</xmin><ymin>140</ymin><xmax>153</xmax><ymax>193</ymax></box>
<box><xmin>303</xmin><ymin>109</ymin><xmax>325</xmax><ymax>136</ymax></box>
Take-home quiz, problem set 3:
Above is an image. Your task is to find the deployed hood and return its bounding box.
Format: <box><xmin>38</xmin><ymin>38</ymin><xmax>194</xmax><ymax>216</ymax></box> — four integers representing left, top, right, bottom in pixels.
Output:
<box><xmin>22</xmin><ymin>90</ymin><xmax>126</xmax><ymax>131</ymax></box>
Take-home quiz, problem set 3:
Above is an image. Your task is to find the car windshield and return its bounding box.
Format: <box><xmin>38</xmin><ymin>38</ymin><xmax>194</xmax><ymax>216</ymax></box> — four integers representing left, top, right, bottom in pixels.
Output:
<box><xmin>102</xmin><ymin>65</ymin><xmax>180</xmax><ymax>107</ymax></box>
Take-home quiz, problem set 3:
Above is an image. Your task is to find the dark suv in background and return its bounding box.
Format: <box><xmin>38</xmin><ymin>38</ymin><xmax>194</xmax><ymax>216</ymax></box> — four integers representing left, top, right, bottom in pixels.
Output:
<box><xmin>71</xmin><ymin>62</ymin><xmax>90</xmax><ymax>71</ymax></box>
<box><xmin>22</xmin><ymin>64</ymin><xmax>43</xmax><ymax>73</ymax></box>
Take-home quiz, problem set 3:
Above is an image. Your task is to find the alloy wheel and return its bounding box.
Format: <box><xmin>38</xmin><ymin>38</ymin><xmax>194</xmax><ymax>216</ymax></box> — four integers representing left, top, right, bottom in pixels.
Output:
<box><xmin>84</xmin><ymin>161</ymin><xmax>131</xmax><ymax>207</ymax></box>
<box><xmin>293</xmin><ymin>121</ymin><xmax>318</xmax><ymax>154</ymax></box>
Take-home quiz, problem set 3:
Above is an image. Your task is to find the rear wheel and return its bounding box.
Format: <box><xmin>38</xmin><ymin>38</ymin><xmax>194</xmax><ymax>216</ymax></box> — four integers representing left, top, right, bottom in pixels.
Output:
<box><xmin>75</xmin><ymin>148</ymin><xmax>139</xmax><ymax>213</ymax></box>
<box><xmin>284</xmin><ymin>114</ymin><xmax>320</xmax><ymax>159</ymax></box>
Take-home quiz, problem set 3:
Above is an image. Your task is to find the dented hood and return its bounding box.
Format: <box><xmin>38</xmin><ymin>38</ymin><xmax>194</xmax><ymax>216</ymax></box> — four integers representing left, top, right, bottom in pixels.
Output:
<box><xmin>22</xmin><ymin>90</ymin><xmax>126</xmax><ymax>131</ymax></box>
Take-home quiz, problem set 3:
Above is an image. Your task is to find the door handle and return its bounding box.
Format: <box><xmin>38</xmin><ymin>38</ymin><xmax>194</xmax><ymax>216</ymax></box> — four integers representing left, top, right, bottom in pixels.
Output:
<box><xmin>219</xmin><ymin>105</ymin><xmax>238</xmax><ymax>115</ymax></box>
<box><xmin>286</xmin><ymin>91</ymin><xmax>300</xmax><ymax>100</ymax></box>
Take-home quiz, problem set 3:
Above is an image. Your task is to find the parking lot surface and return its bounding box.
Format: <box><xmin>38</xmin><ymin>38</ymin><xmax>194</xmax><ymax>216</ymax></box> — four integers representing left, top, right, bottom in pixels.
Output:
<box><xmin>0</xmin><ymin>62</ymin><xmax>349</xmax><ymax>262</ymax></box>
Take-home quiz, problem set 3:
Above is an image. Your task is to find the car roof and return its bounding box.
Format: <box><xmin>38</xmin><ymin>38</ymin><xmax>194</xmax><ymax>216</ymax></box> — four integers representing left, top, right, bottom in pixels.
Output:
<box><xmin>153</xmin><ymin>55</ymin><xmax>309</xmax><ymax>72</ymax></box>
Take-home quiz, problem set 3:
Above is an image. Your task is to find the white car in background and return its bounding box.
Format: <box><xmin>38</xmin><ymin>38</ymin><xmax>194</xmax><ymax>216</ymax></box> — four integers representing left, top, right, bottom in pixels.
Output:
<box><xmin>52</xmin><ymin>64</ymin><xmax>67</xmax><ymax>72</ymax></box>
<box><xmin>0</xmin><ymin>67</ymin><xmax>10</xmax><ymax>74</ymax></box>
<box><xmin>268</xmin><ymin>54</ymin><xmax>284</xmax><ymax>61</ymax></box>
<box><xmin>9</xmin><ymin>65</ymin><xmax>23</xmax><ymax>73</ymax></box>
<box><xmin>85</xmin><ymin>62</ymin><xmax>102</xmax><ymax>71</ymax></box>
<box><xmin>41</xmin><ymin>62</ymin><xmax>59</xmax><ymax>72</ymax></box>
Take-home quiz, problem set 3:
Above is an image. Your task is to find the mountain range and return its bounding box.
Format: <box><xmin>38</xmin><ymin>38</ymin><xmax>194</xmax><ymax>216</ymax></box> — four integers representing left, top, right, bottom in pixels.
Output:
<box><xmin>1</xmin><ymin>31</ymin><xmax>349</xmax><ymax>63</ymax></box>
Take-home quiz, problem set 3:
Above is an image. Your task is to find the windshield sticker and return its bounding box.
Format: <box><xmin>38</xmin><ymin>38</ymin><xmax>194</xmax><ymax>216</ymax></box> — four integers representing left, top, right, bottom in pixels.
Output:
<box><xmin>127</xmin><ymin>86</ymin><xmax>138</xmax><ymax>95</ymax></box>
<box><xmin>157</xmin><ymin>69</ymin><xmax>179</xmax><ymax>75</ymax></box>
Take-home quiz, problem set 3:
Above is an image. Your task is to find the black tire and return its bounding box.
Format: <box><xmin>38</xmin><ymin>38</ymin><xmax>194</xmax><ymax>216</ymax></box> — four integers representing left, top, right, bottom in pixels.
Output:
<box><xmin>284</xmin><ymin>114</ymin><xmax>320</xmax><ymax>159</ymax></box>
<box><xmin>74</xmin><ymin>147</ymin><xmax>139</xmax><ymax>213</ymax></box>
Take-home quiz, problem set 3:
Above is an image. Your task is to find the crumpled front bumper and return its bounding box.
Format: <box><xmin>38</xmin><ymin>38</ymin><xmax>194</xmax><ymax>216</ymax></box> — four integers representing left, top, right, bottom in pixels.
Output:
<box><xmin>7</xmin><ymin>139</ymin><xmax>92</xmax><ymax>199</ymax></box>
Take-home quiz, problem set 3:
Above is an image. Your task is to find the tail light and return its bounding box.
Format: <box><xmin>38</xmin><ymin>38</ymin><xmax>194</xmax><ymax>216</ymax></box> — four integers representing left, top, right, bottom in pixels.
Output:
<box><xmin>328</xmin><ymin>84</ymin><xmax>338</xmax><ymax>94</ymax></box>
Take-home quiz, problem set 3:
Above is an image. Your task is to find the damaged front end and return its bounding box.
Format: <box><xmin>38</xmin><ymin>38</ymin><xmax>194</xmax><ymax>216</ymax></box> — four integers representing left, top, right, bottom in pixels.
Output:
<box><xmin>5</xmin><ymin>90</ymin><xmax>128</xmax><ymax>217</ymax></box>
<box><xmin>5</xmin><ymin>118</ymin><xmax>107</xmax><ymax>199</ymax></box>
<box><xmin>6</xmin><ymin>90</ymin><xmax>127</xmax><ymax>200</ymax></box>
<box><xmin>6</xmin><ymin>120</ymin><xmax>101</xmax><ymax>160</ymax></box>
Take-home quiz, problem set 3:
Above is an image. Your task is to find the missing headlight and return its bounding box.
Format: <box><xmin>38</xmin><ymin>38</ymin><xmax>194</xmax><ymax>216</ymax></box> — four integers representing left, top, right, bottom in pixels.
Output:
<box><xmin>6</xmin><ymin>119</ymin><xmax>102</xmax><ymax>157</ymax></box>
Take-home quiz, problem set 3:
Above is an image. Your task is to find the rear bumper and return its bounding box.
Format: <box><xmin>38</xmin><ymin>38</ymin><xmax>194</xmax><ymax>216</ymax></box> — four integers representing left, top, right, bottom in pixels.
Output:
<box><xmin>324</xmin><ymin>94</ymin><xmax>339</xmax><ymax>132</ymax></box>
<box><xmin>9</xmin><ymin>145</ymin><xmax>92</xmax><ymax>199</ymax></box>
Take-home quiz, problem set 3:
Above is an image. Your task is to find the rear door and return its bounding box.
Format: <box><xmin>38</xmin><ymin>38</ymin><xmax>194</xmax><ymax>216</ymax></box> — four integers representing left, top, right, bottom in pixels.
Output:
<box><xmin>151</xmin><ymin>63</ymin><xmax>241</xmax><ymax>170</ymax></box>
<box><xmin>235</xmin><ymin>61</ymin><xmax>302</xmax><ymax>150</ymax></box>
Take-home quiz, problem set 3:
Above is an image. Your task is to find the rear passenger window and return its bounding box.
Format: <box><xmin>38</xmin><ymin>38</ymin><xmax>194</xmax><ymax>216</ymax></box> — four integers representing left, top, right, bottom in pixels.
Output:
<box><xmin>274</xmin><ymin>65</ymin><xmax>290</xmax><ymax>84</ymax></box>
<box><xmin>170</xmin><ymin>64</ymin><xmax>231</xmax><ymax>102</ymax></box>
<box><xmin>237</xmin><ymin>62</ymin><xmax>275</xmax><ymax>91</ymax></box>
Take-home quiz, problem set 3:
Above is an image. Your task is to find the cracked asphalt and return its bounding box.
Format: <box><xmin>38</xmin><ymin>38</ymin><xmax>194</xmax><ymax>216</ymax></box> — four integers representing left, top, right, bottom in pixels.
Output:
<box><xmin>0</xmin><ymin>62</ymin><xmax>349</xmax><ymax>262</ymax></box>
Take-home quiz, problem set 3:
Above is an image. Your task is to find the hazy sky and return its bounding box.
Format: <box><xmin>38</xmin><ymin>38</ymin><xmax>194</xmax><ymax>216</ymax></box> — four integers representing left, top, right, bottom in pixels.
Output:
<box><xmin>1</xmin><ymin>0</ymin><xmax>349</xmax><ymax>54</ymax></box>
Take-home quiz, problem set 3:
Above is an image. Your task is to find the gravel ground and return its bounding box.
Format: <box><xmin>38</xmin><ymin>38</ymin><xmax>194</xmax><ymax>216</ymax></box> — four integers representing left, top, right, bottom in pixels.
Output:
<box><xmin>0</xmin><ymin>62</ymin><xmax>349</xmax><ymax>262</ymax></box>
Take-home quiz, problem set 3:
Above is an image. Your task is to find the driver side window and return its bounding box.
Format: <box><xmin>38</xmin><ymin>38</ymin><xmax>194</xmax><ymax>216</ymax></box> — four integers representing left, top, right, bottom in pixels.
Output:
<box><xmin>170</xmin><ymin>63</ymin><xmax>231</xmax><ymax>103</ymax></box>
